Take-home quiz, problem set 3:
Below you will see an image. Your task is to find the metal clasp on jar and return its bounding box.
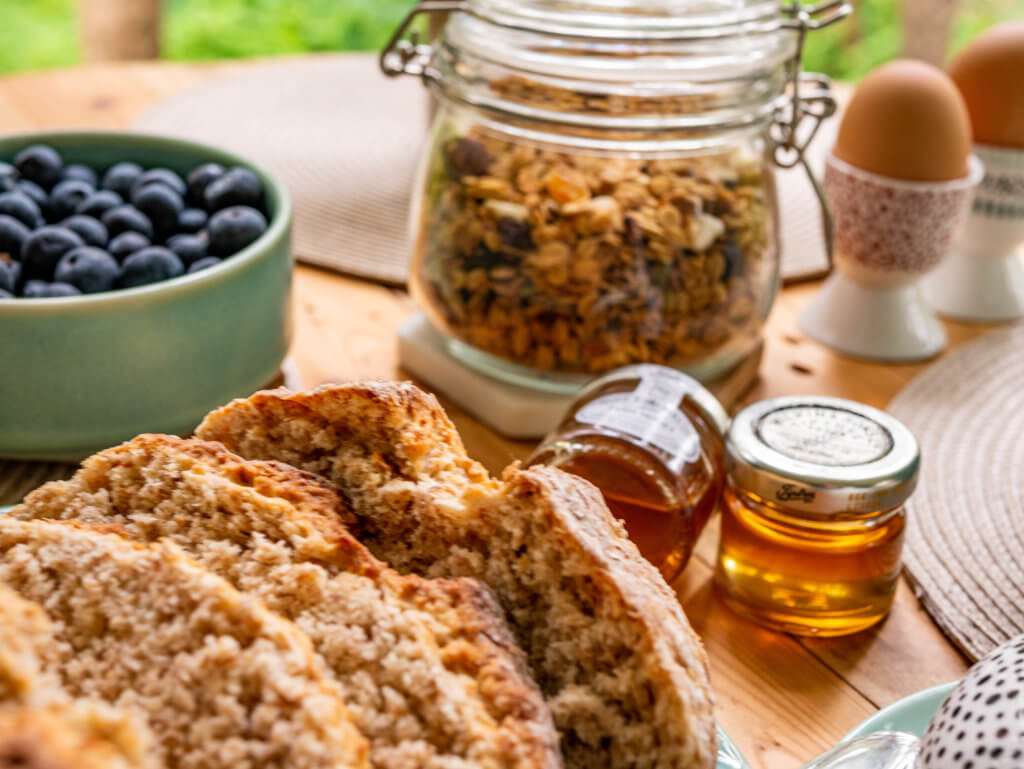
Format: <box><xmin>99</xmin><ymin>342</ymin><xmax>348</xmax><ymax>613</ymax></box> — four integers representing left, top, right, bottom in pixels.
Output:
<box><xmin>773</xmin><ymin>0</ymin><xmax>853</xmax><ymax>268</ymax></box>
<box><xmin>380</xmin><ymin>0</ymin><xmax>462</xmax><ymax>84</ymax></box>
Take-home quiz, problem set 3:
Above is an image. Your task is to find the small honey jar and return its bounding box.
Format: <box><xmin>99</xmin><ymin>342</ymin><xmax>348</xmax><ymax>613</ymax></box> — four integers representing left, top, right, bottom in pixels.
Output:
<box><xmin>715</xmin><ymin>396</ymin><xmax>919</xmax><ymax>636</ymax></box>
<box><xmin>528</xmin><ymin>364</ymin><xmax>728</xmax><ymax>582</ymax></box>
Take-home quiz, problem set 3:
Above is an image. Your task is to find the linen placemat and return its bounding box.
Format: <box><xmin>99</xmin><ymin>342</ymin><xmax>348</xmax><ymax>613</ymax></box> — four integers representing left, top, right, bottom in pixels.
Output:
<box><xmin>135</xmin><ymin>55</ymin><xmax>427</xmax><ymax>286</ymax></box>
<box><xmin>135</xmin><ymin>54</ymin><xmax>836</xmax><ymax>285</ymax></box>
<box><xmin>889</xmin><ymin>324</ymin><xmax>1024</xmax><ymax>661</ymax></box>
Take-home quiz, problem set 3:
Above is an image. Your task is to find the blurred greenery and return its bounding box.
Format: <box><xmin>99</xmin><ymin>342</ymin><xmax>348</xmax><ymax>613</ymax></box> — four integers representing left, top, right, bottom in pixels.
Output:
<box><xmin>0</xmin><ymin>0</ymin><xmax>1018</xmax><ymax>78</ymax></box>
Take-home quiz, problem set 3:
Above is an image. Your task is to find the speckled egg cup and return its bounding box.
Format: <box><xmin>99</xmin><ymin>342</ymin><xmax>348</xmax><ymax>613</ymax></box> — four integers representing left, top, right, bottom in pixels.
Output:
<box><xmin>799</xmin><ymin>153</ymin><xmax>983</xmax><ymax>362</ymax></box>
<box><xmin>923</xmin><ymin>144</ymin><xmax>1024</xmax><ymax>322</ymax></box>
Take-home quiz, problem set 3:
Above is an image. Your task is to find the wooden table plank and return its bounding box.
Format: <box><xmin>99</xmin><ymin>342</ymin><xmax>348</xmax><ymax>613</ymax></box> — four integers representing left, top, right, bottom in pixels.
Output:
<box><xmin>0</xmin><ymin>56</ymin><xmax>983</xmax><ymax>769</ymax></box>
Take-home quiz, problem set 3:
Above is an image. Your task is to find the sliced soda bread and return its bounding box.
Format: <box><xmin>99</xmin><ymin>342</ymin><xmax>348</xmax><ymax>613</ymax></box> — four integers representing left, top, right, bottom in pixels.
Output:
<box><xmin>0</xmin><ymin>704</ymin><xmax>158</xmax><ymax>769</ymax></box>
<box><xmin>0</xmin><ymin>586</ymin><xmax>156</xmax><ymax>769</ymax></box>
<box><xmin>197</xmin><ymin>382</ymin><xmax>718</xmax><ymax>769</ymax></box>
<box><xmin>13</xmin><ymin>434</ymin><xmax>560</xmax><ymax>769</ymax></box>
<box><xmin>0</xmin><ymin>517</ymin><xmax>370</xmax><ymax>769</ymax></box>
<box><xmin>0</xmin><ymin>585</ymin><xmax>59</xmax><ymax>706</ymax></box>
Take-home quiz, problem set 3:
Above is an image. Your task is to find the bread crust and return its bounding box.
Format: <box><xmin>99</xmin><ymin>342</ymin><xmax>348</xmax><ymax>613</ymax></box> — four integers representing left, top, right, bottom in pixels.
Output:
<box><xmin>197</xmin><ymin>381</ymin><xmax>718</xmax><ymax>769</ymax></box>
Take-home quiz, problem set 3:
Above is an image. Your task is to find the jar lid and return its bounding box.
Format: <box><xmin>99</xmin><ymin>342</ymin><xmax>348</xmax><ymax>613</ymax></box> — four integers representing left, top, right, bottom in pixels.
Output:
<box><xmin>466</xmin><ymin>0</ymin><xmax>786</xmax><ymax>39</ymax></box>
<box><xmin>725</xmin><ymin>396</ymin><xmax>920</xmax><ymax>515</ymax></box>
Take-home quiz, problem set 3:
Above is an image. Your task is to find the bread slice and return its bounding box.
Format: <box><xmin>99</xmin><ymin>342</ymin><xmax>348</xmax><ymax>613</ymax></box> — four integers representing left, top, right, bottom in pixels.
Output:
<box><xmin>13</xmin><ymin>434</ymin><xmax>560</xmax><ymax>769</ymax></box>
<box><xmin>0</xmin><ymin>585</ymin><xmax>58</xmax><ymax>707</ymax></box>
<box><xmin>0</xmin><ymin>705</ymin><xmax>157</xmax><ymax>769</ymax></box>
<box><xmin>0</xmin><ymin>517</ymin><xmax>370</xmax><ymax>769</ymax></box>
<box><xmin>197</xmin><ymin>382</ymin><xmax>718</xmax><ymax>769</ymax></box>
<box><xmin>0</xmin><ymin>585</ymin><xmax>158</xmax><ymax>769</ymax></box>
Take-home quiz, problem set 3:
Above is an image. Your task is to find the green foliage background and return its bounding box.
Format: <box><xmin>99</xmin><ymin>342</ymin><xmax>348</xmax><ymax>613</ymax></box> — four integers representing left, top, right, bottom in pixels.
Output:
<box><xmin>0</xmin><ymin>0</ymin><xmax>1018</xmax><ymax>78</ymax></box>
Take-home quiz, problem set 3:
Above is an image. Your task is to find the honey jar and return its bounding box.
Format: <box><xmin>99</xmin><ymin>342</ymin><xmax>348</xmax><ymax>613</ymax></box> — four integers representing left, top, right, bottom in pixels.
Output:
<box><xmin>715</xmin><ymin>396</ymin><xmax>919</xmax><ymax>636</ymax></box>
<box><xmin>528</xmin><ymin>364</ymin><xmax>728</xmax><ymax>582</ymax></box>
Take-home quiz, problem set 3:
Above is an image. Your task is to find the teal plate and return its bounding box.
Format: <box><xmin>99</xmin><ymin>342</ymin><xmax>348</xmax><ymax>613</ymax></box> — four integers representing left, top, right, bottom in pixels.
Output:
<box><xmin>0</xmin><ymin>506</ymin><xmax>749</xmax><ymax>767</ymax></box>
<box><xmin>843</xmin><ymin>682</ymin><xmax>956</xmax><ymax>741</ymax></box>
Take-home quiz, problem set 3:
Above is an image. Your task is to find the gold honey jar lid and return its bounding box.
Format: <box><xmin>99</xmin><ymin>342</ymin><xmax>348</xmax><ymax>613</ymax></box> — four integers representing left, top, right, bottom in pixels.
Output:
<box><xmin>725</xmin><ymin>395</ymin><xmax>920</xmax><ymax>515</ymax></box>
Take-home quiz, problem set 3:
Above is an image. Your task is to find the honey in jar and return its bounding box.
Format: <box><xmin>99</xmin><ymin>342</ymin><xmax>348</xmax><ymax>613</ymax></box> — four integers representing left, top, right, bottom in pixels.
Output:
<box><xmin>715</xmin><ymin>396</ymin><xmax>919</xmax><ymax>636</ymax></box>
<box><xmin>528</xmin><ymin>364</ymin><xmax>727</xmax><ymax>582</ymax></box>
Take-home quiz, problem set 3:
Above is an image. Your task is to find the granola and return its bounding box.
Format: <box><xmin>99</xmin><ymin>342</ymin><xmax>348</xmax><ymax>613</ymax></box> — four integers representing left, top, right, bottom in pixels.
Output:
<box><xmin>411</xmin><ymin>125</ymin><xmax>777</xmax><ymax>374</ymax></box>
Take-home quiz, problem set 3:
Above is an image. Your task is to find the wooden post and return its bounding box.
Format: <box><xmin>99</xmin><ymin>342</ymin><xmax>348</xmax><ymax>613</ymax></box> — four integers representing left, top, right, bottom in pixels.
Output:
<box><xmin>80</xmin><ymin>0</ymin><xmax>162</xmax><ymax>62</ymax></box>
<box><xmin>901</xmin><ymin>0</ymin><xmax>959</xmax><ymax>66</ymax></box>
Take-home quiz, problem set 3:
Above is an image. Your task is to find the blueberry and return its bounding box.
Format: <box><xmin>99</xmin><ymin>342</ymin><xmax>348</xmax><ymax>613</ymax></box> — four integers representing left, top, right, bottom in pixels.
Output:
<box><xmin>0</xmin><ymin>259</ymin><xmax>14</xmax><ymax>293</ymax></box>
<box><xmin>187</xmin><ymin>256</ymin><xmax>221</xmax><ymax>274</ymax></box>
<box><xmin>14</xmin><ymin>144</ymin><xmax>62</xmax><ymax>189</ymax></box>
<box><xmin>101</xmin><ymin>205</ymin><xmax>153</xmax><ymax>240</ymax></box>
<box><xmin>107</xmin><ymin>231</ymin><xmax>150</xmax><ymax>263</ymax></box>
<box><xmin>54</xmin><ymin>246</ymin><xmax>120</xmax><ymax>294</ymax></box>
<box><xmin>0</xmin><ymin>162</ymin><xmax>15</xmax><ymax>193</ymax></box>
<box><xmin>131</xmin><ymin>168</ymin><xmax>186</xmax><ymax>198</ymax></box>
<box><xmin>0</xmin><ymin>288</ymin><xmax>11</xmax><ymax>299</ymax></box>
<box><xmin>60</xmin><ymin>164</ymin><xmax>99</xmax><ymax>187</ymax></box>
<box><xmin>20</xmin><ymin>226</ymin><xmax>85</xmax><ymax>283</ymax></box>
<box><xmin>48</xmin><ymin>179</ymin><xmax>95</xmax><ymax>221</ymax></box>
<box><xmin>75</xmin><ymin>190</ymin><xmax>122</xmax><ymax>219</ymax></box>
<box><xmin>121</xmin><ymin>246</ymin><xmax>184</xmax><ymax>288</ymax></box>
<box><xmin>0</xmin><ymin>191</ymin><xmax>43</xmax><ymax>228</ymax></box>
<box><xmin>186</xmin><ymin>163</ymin><xmax>225</xmax><ymax>207</ymax></box>
<box><xmin>61</xmin><ymin>215</ymin><xmax>108</xmax><ymax>247</ymax></box>
<box><xmin>178</xmin><ymin>207</ymin><xmax>207</xmax><ymax>233</ymax></box>
<box><xmin>131</xmin><ymin>183</ymin><xmax>183</xmax><ymax>237</ymax></box>
<box><xmin>0</xmin><ymin>215</ymin><xmax>30</xmax><ymax>260</ymax></box>
<box><xmin>16</xmin><ymin>180</ymin><xmax>48</xmax><ymax>211</ymax></box>
<box><xmin>165</xmin><ymin>232</ymin><xmax>208</xmax><ymax>266</ymax></box>
<box><xmin>204</xmin><ymin>167</ymin><xmax>264</xmax><ymax>212</ymax></box>
<box><xmin>208</xmin><ymin>206</ymin><xmax>267</xmax><ymax>256</ymax></box>
<box><xmin>101</xmin><ymin>161</ymin><xmax>143</xmax><ymax>199</ymax></box>
<box><xmin>23</xmin><ymin>280</ymin><xmax>81</xmax><ymax>298</ymax></box>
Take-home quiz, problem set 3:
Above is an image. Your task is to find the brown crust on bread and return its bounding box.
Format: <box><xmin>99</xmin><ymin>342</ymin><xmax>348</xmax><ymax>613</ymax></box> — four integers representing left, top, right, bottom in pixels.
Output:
<box><xmin>15</xmin><ymin>434</ymin><xmax>561</xmax><ymax>769</ymax></box>
<box><xmin>197</xmin><ymin>381</ymin><xmax>718</xmax><ymax>769</ymax></box>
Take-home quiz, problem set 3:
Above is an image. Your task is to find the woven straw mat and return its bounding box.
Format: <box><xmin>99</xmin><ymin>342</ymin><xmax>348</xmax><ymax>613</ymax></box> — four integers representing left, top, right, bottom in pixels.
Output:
<box><xmin>134</xmin><ymin>54</ymin><xmax>833</xmax><ymax>285</ymax></box>
<box><xmin>889</xmin><ymin>324</ymin><xmax>1024</xmax><ymax>661</ymax></box>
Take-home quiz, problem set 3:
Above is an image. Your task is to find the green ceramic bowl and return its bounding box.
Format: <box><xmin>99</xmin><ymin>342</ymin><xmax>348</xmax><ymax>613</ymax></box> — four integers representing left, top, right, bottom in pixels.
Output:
<box><xmin>0</xmin><ymin>132</ymin><xmax>293</xmax><ymax>461</ymax></box>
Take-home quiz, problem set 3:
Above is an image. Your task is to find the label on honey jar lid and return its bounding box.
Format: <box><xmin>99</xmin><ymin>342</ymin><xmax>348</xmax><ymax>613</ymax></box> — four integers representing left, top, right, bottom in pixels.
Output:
<box><xmin>757</xmin><ymin>405</ymin><xmax>894</xmax><ymax>467</ymax></box>
<box><xmin>575</xmin><ymin>367</ymin><xmax>702</xmax><ymax>467</ymax></box>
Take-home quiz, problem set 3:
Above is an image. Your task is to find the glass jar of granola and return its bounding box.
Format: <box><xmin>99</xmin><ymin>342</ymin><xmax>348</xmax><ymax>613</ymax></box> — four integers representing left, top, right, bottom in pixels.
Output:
<box><xmin>382</xmin><ymin>0</ymin><xmax>847</xmax><ymax>388</ymax></box>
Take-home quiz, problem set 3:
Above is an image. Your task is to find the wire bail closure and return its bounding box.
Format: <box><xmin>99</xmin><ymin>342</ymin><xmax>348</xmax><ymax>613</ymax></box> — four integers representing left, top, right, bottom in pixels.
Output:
<box><xmin>772</xmin><ymin>0</ymin><xmax>852</xmax><ymax>268</ymax></box>
<box><xmin>379</xmin><ymin>0</ymin><xmax>462</xmax><ymax>84</ymax></box>
<box><xmin>381</xmin><ymin>0</ymin><xmax>851</xmax><ymax>267</ymax></box>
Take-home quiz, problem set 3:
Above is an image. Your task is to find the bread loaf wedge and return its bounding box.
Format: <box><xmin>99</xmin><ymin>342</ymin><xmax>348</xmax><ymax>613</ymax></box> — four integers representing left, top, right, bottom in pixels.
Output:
<box><xmin>13</xmin><ymin>434</ymin><xmax>560</xmax><ymax>769</ymax></box>
<box><xmin>0</xmin><ymin>517</ymin><xmax>370</xmax><ymax>769</ymax></box>
<box><xmin>197</xmin><ymin>382</ymin><xmax>718</xmax><ymax>769</ymax></box>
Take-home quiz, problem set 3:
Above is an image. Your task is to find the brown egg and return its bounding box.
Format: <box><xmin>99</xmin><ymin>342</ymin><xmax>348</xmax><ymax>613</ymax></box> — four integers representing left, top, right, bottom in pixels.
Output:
<box><xmin>950</xmin><ymin>22</ymin><xmax>1024</xmax><ymax>149</ymax></box>
<box><xmin>834</xmin><ymin>59</ymin><xmax>972</xmax><ymax>181</ymax></box>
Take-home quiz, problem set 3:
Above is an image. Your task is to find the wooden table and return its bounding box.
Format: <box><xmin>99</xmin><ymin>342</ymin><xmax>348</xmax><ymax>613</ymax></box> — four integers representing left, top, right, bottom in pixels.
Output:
<box><xmin>0</xmin><ymin>54</ymin><xmax>992</xmax><ymax>769</ymax></box>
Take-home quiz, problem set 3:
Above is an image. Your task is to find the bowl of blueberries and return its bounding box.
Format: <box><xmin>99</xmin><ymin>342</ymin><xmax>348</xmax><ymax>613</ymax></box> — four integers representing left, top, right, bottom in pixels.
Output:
<box><xmin>0</xmin><ymin>132</ymin><xmax>292</xmax><ymax>460</ymax></box>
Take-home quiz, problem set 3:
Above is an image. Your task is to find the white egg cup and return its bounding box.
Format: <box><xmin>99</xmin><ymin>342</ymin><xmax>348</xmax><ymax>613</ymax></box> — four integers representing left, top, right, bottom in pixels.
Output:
<box><xmin>799</xmin><ymin>154</ymin><xmax>984</xmax><ymax>362</ymax></box>
<box><xmin>922</xmin><ymin>144</ymin><xmax>1024</xmax><ymax>322</ymax></box>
